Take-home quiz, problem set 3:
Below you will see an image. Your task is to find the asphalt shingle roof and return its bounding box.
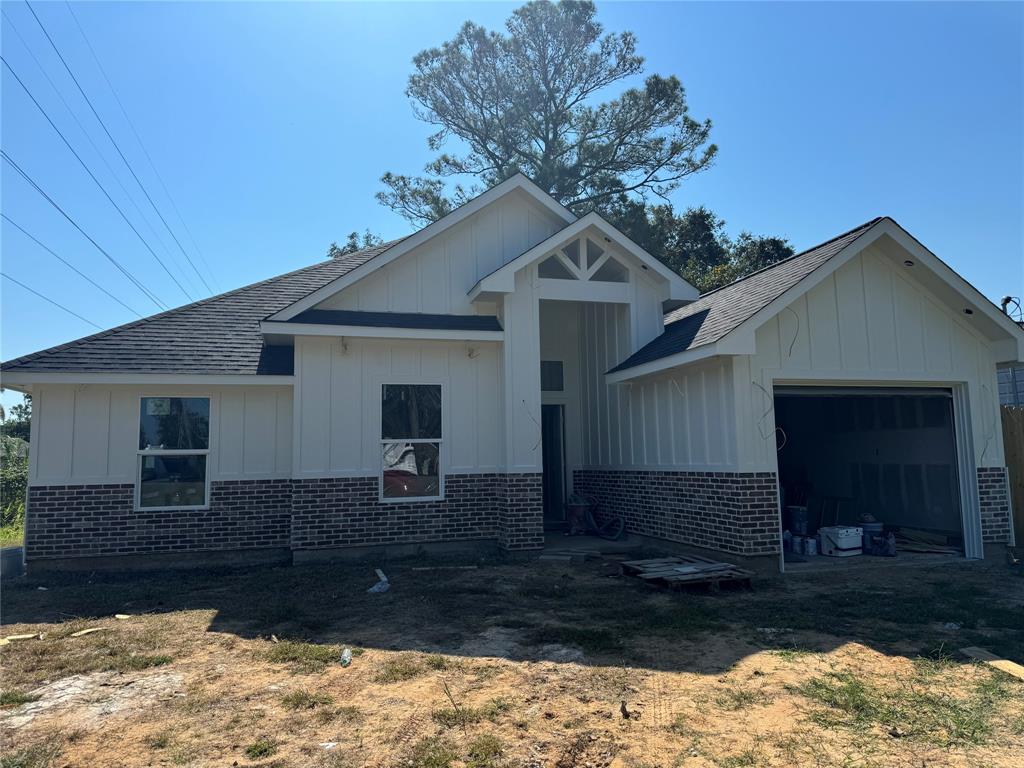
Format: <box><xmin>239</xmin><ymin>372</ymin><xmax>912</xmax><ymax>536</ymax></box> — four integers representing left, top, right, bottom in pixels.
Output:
<box><xmin>609</xmin><ymin>218</ymin><xmax>882</xmax><ymax>374</ymax></box>
<box><xmin>1</xmin><ymin>241</ymin><xmax>399</xmax><ymax>376</ymax></box>
<box><xmin>290</xmin><ymin>309</ymin><xmax>502</xmax><ymax>332</ymax></box>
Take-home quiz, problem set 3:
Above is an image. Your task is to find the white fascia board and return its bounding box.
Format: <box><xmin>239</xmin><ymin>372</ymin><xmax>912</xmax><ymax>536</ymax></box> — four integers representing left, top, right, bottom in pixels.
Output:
<box><xmin>260</xmin><ymin>320</ymin><xmax>503</xmax><ymax>342</ymax></box>
<box><xmin>604</xmin><ymin>344</ymin><xmax>721</xmax><ymax>384</ymax></box>
<box><xmin>470</xmin><ymin>212</ymin><xmax>699</xmax><ymax>300</ymax></box>
<box><xmin>0</xmin><ymin>372</ymin><xmax>295</xmax><ymax>387</ymax></box>
<box><xmin>876</xmin><ymin>220</ymin><xmax>1024</xmax><ymax>360</ymax></box>
<box><xmin>267</xmin><ymin>175</ymin><xmax>575</xmax><ymax>322</ymax></box>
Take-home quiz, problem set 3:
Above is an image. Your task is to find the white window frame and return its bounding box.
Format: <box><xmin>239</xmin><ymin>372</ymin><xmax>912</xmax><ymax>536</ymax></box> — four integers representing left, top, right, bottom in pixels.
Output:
<box><xmin>379</xmin><ymin>382</ymin><xmax>444</xmax><ymax>503</ymax></box>
<box><xmin>135</xmin><ymin>394</ymin><xmax>212</xmax><ymax>512</ymax></box>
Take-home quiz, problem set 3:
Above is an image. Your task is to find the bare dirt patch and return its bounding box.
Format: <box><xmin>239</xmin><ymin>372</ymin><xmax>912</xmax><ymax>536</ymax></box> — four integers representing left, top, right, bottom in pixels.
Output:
<box><xmin>2</xmin><ymin>554</ymin><xmax>1022</xmax><ymax>767</ymax></box>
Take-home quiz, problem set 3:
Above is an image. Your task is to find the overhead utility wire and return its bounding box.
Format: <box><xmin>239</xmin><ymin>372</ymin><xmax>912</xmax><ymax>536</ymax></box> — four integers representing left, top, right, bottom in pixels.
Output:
<box><xmin>63</xmin><ymin>0</ymin><xmax>217</xmax><ymax>291</ymax></box>
<box><xmin>26</xmin><ymin>0</ymin><xmax>212</xmax><ymax>296</ymax></box>
<box><xmin>2</xmin><ymin>55</ymin><xmax>194</xmax><ymax>301</ymax></box>
<box><xmin>2</xmin><ymin>272</ymin><xmax>103</xmax><ymax>330</ymax></box>
<box><xmin>2</xmin><ymin>213</ymin><xmax>143</xmax><ymax>317</ymax></box>
<box><xmin>2</xmin><ymin>150</ymin><xmax>167</xmax><ymax>311</ymax></box>
<box><xmin>0</xmin><ymin>7</ymin><xmax>181</xmax><ymax>283</ymax></box>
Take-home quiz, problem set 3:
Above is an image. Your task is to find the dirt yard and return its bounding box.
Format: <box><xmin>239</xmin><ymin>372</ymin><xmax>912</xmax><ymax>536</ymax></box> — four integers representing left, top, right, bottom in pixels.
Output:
<box><xmin>1</xmin><ymin>550</ymin><xmax>1022</xmax><ymax>768</ymax></box>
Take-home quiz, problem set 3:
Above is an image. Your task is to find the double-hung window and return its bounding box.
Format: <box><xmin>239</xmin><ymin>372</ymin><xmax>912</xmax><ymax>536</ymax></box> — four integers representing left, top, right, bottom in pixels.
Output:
<box><xmin>380</xmin><ymin>384</ymin><xmax>442</xmax><ymax>501</ymax></box>
<box><xmin>137</xmin><ymin>396</ymin><xmax>210</xmax><ymax>510</ymax></box>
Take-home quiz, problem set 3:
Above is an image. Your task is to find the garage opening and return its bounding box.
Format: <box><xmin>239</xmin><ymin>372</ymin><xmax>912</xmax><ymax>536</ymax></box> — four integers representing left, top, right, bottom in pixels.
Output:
<box><xmin>774</xmin><ymin>387</ymin><xmax>964</xmax><ymax>565</ymax></box>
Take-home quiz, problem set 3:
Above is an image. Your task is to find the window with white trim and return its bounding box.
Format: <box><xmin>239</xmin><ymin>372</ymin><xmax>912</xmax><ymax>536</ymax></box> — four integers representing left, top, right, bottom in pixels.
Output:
<box><xmin>381</xmin><ymin>384</ymin><xmax>442</xmax><ymax>500</ymax></box>
<box><xmin>137</xmin><ymin>396</ymin><xmax>210</xmax><ymax>509</ymax></box>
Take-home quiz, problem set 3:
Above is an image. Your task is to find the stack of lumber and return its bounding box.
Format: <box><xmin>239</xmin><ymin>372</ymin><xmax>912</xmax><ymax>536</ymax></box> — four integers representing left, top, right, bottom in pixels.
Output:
<box><xmin>620</xmin><ymin>555</ymin><xmax>754</xmax><ymax>590</ymax></box>
<box><xmin>893</xmin><ymin>528</ymin><xmax>961</xmax><ymax>555</ymax></box>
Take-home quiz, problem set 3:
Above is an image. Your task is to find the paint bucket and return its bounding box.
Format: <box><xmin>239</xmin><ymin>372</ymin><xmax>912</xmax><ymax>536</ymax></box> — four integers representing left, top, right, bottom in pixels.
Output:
<box><xmin>804</xmin><ymin>536</ymin><xmax>818</xmax><ymax>556</ymax></box>
<box><xmin>862</xmin><ymin>522</ymin><xmax>884</xmax><ymax>554</ymax></box>
<box><xmin>792</xmin><ymin>536</ymin><xmax>804</xmax><ymax>555</ymax></box>
<box><xmin>787</xmin><ymin>506</ymin><xmax>809</xmax><ymax>535</ymax></box>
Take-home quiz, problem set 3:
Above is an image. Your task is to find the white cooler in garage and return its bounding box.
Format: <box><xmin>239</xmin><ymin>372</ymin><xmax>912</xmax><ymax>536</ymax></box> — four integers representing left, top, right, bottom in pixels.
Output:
<box><xmin>819</xmin><ymin>526</ymin><xmax>863</xmax><ymax>557</ymax></box>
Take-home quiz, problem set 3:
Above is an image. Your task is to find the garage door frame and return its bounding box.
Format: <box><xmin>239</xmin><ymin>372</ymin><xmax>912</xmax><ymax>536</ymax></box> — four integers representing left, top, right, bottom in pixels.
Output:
<box><xmin>768</xmin><ymin>377</ymin><xmax>984</xmax><ymax>571</ymax></box>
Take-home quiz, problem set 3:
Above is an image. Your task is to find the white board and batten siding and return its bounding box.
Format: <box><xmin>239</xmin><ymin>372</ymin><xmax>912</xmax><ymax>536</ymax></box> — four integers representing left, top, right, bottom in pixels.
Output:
<box><xmin>315</xmin><ymin>189</ymin><xmax>566</xmax><ymax>317</ymax></box>
<box><xmin>28</xmin><ymin>384</ymin><xmax>293</xmax><ymax>486</ymax></box>
<box><xmin>734</xmin><ymin>247</ymin><xmax>1006</xmax><ymax>471</ymax></box>
<box><xmin>293</xmin><ymin>336</ymin><xmax>503</xmax><ymax>478</ymax></box>
<box><xmin>578</xmin><ymin>302</ymin><xmax>738</xmax><ymax>472</ymax></box>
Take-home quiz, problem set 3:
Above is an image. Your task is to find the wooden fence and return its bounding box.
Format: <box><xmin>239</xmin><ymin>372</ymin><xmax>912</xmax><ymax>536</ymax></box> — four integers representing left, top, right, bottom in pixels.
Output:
<box><xmin>1002</xmin><ymin>406</ymin><xmax>1024</xmax><ymax>545</ymax></box>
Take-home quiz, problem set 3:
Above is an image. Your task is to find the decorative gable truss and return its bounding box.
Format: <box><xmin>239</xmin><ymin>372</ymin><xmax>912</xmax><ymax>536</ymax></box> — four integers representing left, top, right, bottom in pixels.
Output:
<box><xmin>536</xmin><ymin>235</ymin><xmax>630</xmax><ymax>284</ymax></box>
<box><xmin>468</xmin><ymin>212</ymin><xmax>698</xmax><ymax>307</ymax></box>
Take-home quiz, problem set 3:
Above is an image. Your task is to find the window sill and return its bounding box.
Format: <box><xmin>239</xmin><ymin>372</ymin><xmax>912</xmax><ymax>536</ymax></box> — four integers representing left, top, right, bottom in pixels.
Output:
<box><xmin>134</xmin><ymin>505</ymin><xmax>211</xmax><ymax>513</ymax></box>
<box><xmin>379</xmin><ymin>495</ymin><xmax>444</xmax><ymax>504</ymax></box>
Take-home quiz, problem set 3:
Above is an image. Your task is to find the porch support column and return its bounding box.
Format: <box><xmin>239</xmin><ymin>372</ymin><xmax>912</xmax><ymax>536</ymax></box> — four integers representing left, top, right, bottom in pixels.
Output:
<box><xmin>498</xmin><ymin>268</ymin><xmax>544</xmax><ymax>551</ymax></box>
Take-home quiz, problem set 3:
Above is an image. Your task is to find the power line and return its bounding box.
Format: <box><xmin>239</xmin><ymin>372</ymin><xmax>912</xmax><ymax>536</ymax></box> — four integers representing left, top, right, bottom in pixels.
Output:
<box><xmin>2</xmin><ymin>271</ymin><xmax>103</xmax><ymax>330</ymax></box>
<box><xmin>2</xmin><ymin>213</ymin><xmax>143</xmax><ymax>318</ymax></box>
<box><xmin>63</xmin><ymin>0</ymin><xmax>218</xmax><ymax>292</ymax></box>
<box><xmin>0</xmin><ymin>7</ymin><xmax>184</xmax><ymax>287</ymax></box>
<box><xmin>2</xmin><ymin>54</ymin><xmax>195</xmax><ymax>302</ymax></box>
<box><xmin>25</xmin><ymin>0</ymin><xmax>213</xmax><ymax>297</ymax></box>
<box><xmin>2</xmin><ymin>149</ymin><xmax>167</xmax><ymax>311</ymax></box>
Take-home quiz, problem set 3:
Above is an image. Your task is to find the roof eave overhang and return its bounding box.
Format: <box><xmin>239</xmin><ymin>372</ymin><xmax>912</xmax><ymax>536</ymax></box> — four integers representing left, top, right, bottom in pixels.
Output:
<box><xmin>260</xmin><ymin>320</ymin><xmax>503</xmax><ymax>342</ymax></box>
<box><xmin>468</xmin><ymin>212</ymin><xmax>699</xmax><ymax>302</ymax></box>
<box><xmin>604</xmin><ymin>343</ymin><xmax>724</xmax><ymax>384</ymax></box>
<box><xmin>266</xmin><ymin>175</ymin><xmax>576</xmax><ymax>322</ymax></box>
<box><xmin>0</xmin><ymin>372</ymin><xmax>295</xmax><ymax>388</ymax></box>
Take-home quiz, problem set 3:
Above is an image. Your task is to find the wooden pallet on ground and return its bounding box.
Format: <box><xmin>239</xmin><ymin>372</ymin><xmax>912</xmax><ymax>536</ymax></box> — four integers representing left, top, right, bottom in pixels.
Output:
<box><xmin>619</xmin><ymin>555</ymin><xmax>754</xmax><ymax>590</ymax></box>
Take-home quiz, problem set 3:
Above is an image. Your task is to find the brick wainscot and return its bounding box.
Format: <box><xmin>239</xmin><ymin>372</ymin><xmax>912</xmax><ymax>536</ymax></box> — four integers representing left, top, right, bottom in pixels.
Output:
<box><xmin>573</xmin><ymin>469</ymin><xmax>781</xmax><ymax>556</ymax></box>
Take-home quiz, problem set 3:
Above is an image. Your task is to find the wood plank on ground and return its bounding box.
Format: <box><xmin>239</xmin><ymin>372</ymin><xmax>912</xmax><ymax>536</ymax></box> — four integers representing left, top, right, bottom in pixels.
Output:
<box><xmin>960</xmin><ymin>646</ymin><xmax>1024</xmax><ymax>681</ymax></box>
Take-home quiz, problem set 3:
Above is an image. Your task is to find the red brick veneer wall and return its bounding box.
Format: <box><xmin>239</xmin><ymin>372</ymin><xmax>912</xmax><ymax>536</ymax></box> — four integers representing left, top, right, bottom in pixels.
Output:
<box><xmin>573</xmin><ymin>469</ymin><xmax>781</xmax><ymax>556</ymax></box>
<box><xmin>291</xmin><ymin>472</ymin><xmax>543</xmax><ymax>552</ymax></box>
<box><xmin>25</xmin><ymin>479</ymin><xmax>292</xmax><ymax>561</ymax></box>
<box><xmin>25</xmin><ymin>472</ymin><xmax>546</xmax><ymax>563</ymax></box>
<box><xmin>978</xmin><ymin>467</ymin><xmax>1012</xmax><ymax>544</ymax></box>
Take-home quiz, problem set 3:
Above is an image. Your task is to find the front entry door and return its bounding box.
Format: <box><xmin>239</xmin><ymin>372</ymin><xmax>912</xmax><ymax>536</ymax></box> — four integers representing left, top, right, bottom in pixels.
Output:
<box><xmin>541</xmin><ymin>404</ymin><xmax>566</xmax><ymax>525</ymax></box>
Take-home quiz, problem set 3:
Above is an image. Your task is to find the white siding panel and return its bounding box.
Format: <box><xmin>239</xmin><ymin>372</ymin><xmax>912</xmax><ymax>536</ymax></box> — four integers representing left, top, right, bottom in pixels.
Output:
<box><xmin>314</xmin><ymin>191</ymin><xmax>565</xmax><ymax>317</ymax></box>
<box><xmin>30</xmin><ymin>384</ymin><xmax>293</xmax><ymax>486</ymax></box>
<box><xmin>218</xmin><ymin>389</ymin><xmax>245</xmax><ymax>477</ymax></box>
<box><xmin>294</xmin><ymin>336</ymin><xmax>504</xmax><ymax>477</ymax></box>
<box><xmin>34</xmin><ymin>386</ymin><xmax>74</xmax><ymax>482</ymax></box>
<box><xmin>71</xmin><ymin>387</ymin><xmax>110</xmax><ymax>479</ymax></box>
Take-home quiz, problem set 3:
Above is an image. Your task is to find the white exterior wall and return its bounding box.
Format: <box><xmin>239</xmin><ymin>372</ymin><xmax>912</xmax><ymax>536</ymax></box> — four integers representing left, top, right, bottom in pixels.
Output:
<box><xmin>315</xmin><ymin>189</ymin><xmax>566</xmax><ymax>316</ymax></box>
<box><xmin>734</xmin><ymin>246</ymin><xmax>1006</xmax><ymax>472</ymax></box>
<box><xmin>293</xmin><ymin>336</ymin><xmax>503</xmax><ymax>478</ymax></box>
<box><xmin>579</xmin><ymin>303</ymin><xmax>738</xmax><ymax>471</ymax></box>
<box><xmin>539</xmin><ymin>301</ymin><xmax>583</xmax><ymax>477</ymax></box>
<box><xmin>28</xmin><ymin>384</ymin><xmax>293</xmax><ymax>486</ymax></box>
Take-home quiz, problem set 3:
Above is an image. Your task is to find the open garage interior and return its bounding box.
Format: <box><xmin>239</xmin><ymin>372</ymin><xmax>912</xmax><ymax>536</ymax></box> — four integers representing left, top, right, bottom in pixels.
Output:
<box><xmin>774</xmin><ymin>387</ymin><xmax>966</xmax><ymax>566</ymax></box>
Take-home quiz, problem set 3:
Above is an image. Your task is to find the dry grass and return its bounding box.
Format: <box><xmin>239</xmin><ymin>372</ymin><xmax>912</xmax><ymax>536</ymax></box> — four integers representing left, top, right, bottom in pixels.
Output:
<box><xmin>1</xmin><ymin>554</ymin><xmax>1022</xmax><ymax>767</ymax></box>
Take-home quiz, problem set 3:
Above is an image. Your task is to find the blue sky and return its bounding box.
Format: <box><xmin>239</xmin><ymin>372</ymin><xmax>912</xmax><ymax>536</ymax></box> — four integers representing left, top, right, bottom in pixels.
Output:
<box><xmin>2</xmin><ymin>1</ymin><xmax>1022</xmax><ymax>410</ymax></box>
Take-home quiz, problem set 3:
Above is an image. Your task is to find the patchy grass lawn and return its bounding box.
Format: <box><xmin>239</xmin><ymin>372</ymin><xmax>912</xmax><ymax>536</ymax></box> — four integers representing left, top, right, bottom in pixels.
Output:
<box><xmin>1</xmin><ymin>553</ymin><xmax>1022</xmax><ymax>767</ymax></box>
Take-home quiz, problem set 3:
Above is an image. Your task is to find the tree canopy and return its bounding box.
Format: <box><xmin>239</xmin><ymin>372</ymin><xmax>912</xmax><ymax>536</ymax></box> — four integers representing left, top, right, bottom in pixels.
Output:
<box><xmin>378</xmin><ymin>0</ymin><xmax>716</xmax><ymax>226</ymax></box>
<box><xmin>372</xmin><ymin>0</ymin><xmax>792</xmax><ymax>292</ymax></box>
<box><xmin>327</xmin><ymin>230</ymin><xmax>384</xmax><ymax>259</ymax></box>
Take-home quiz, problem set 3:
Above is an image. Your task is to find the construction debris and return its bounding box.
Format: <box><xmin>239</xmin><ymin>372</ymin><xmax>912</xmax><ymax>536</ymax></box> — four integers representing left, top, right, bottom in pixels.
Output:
<box><xmin>960</xmin><ymin>646</ymin><xmax>1024</xmax><ymax>681</ymax></box>
<box><xmin>620</xmin><ymin>555</ymin><xmax>754</xmax><ymax>590</ymax></box>
<box><xmin>893</xmin><ymin>528</ymin><xmax>961</xmax><ymax>555</ymax></box>
<box><xmin>367</xmin><ymin>568</ymin><xmax>390</xmax><ymax>593</ymax></box>
<box><xmin>69</xmin><ymin>628</ymin><xmax>106</xmax><ymax>638</ymax></box>
<box><xmin>0</xmin><ymin>633</ymin><xmax>41</xmax><ymax>646</ymax></box>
